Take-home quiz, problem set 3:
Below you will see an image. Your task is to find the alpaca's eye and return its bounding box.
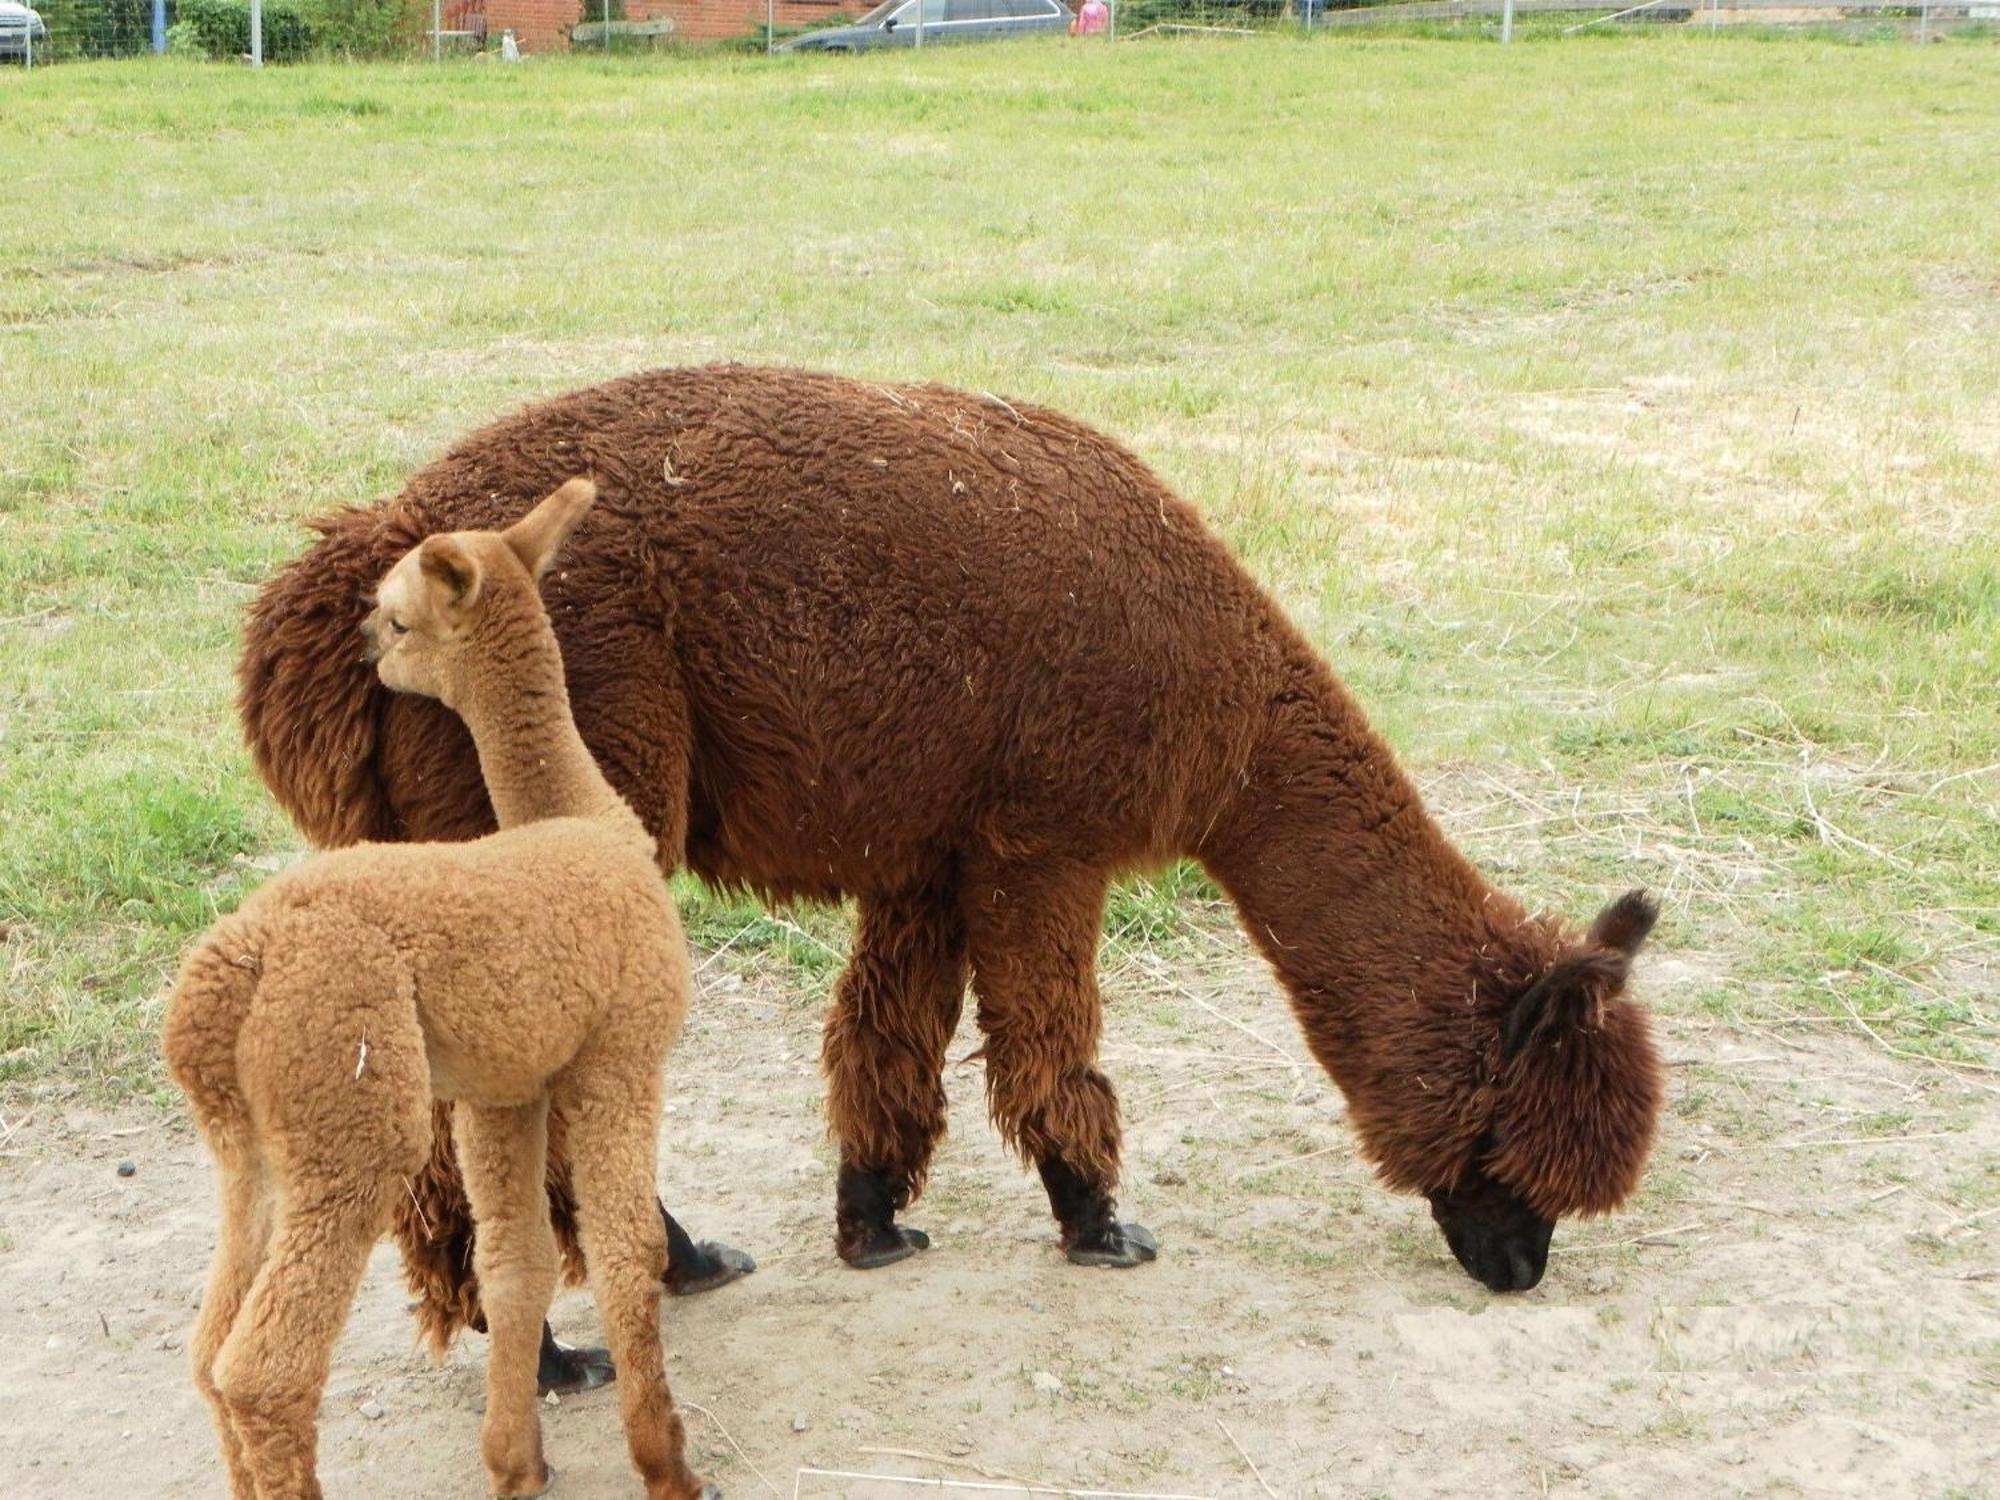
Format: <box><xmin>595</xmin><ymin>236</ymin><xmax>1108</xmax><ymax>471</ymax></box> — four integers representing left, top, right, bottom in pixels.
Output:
<box><xmin>390</xmin><ymin>619</ymin><xmax>409</xmax><ymax>636</ymax></box>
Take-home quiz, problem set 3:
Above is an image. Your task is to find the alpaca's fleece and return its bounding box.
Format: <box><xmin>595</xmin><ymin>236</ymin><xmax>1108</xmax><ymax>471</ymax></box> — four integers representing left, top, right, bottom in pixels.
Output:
<box><xmin>240</xmin><ymin>364</ymin><xmax>1665</xmax><ymax>1316</ymax></box>
<box><xmin>175</xmin><ymin>814</ymin><xmax>677</xmax><ymax>1096</ymax></box>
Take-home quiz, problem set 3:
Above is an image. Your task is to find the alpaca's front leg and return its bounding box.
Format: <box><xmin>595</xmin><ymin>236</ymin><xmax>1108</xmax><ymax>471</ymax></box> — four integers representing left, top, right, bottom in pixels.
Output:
<box><xmin>962</xmin><ymin>860</ymin><xmax>1157</xmax><ymax>1269</ymax></box>
<box><xmin>455</xmin><ymin>1102</ymin><xmax>559</xmax><ymax>1499</ymax></box>
<box><xmin>821</xmin><ymin>886</ymin><xmax>968</xmax><ymax>1268</ymax></box>
<box><xmin>401</xmin><ymin>1106</ymin><xmax>736</xmax><ymax>1398</ymax></box>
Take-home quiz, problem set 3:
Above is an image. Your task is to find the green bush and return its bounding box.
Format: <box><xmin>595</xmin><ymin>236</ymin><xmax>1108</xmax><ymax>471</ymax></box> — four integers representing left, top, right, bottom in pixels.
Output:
<box><xmin>31</xmin><ymin>0</ymin><xmax>159</xmax><ymax>60</ymax></box>
<box><xmin>299</xmin><ymin>0</ymin><xmax>418</xmax><ymax>56</ymax></box>
<box><xmin>1106</xmin><ymin>0</ymin><xmax>1266</xmax><ymax>32</ymax></box>
<box><xmin>173</xmin><ymin>0</ymin><xmax>312</xmax><ymax>60</ymax></box>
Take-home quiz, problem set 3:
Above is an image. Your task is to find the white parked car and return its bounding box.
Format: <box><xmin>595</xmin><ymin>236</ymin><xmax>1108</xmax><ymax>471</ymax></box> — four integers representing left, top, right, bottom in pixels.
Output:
<box><xmin>0</xmin><ymin>0</ymin><xmax>49</xmax><ymax>61</ymax></box>
<box><xmin>781</xmin><ymin>0</ymin><xmax>1071</xmax><ymax>52</ymax></box>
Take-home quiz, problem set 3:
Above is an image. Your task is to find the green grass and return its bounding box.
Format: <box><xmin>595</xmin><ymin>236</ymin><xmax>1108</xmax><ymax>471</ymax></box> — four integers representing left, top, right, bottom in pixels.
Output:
<box><xmin>3</xmin><ymin>32</ymin><xmax>1997</xmax><ymax>1090</ymax></box>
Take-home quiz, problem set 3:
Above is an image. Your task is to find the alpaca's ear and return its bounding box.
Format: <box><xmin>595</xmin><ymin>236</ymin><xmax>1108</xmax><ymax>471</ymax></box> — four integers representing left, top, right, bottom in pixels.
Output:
<box><xmin>419</xmin><ymin>536</ymin><xmax>482</xmax><ymax>613</ymax></box>
<box><xmin>1589</xmin><ymin>889</ymin><xmax>1659</xmax><ymax>957</ymax></box>
<box><xmin>1501</xmin><ymin>951</ymin><xmax>1632</xmax><ymax>1062</ymax></box>
<box><xmin>504</xmin><ymin>477</ymin><xmax>597</xmax><ymax>580</ymax></box>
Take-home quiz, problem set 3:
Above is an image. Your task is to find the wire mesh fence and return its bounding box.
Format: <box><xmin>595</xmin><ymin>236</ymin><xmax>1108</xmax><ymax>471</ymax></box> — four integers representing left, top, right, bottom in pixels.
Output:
<box><xmin>7</xmin><ymin>0</ymin><xmax>427</xmax><ymax>63</ymax></box>
<box><xmin>2</xmin><ymin>0</ymin><xmax>1985</xmax><ymax>64</ymax></box>
<box><xmin>10</xmin><ymin>0</ymin><xmax>162</xmax><ymax>61</ymax></box>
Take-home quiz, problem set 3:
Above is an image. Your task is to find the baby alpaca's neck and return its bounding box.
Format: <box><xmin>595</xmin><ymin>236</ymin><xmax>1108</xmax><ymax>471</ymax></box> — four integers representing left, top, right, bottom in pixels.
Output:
<box><xmin>448</xmin><ymin>606</ymin><xmax>622</xmax><ymax>830</ymax></box>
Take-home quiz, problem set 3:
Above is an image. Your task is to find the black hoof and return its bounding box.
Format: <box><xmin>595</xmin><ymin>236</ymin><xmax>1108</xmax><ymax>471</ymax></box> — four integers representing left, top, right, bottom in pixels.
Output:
<box><xmin>1066</xmin><ymin>1221</ymin><xmax>1158</xmax><ymax>1268</ymax></box>
<box><xmin>698</xmin><ymin>1485</ymin><xmax>724</xmax><ymax>1500</ymax></box>
<box><xmin>537</xmin><ymin>1336</ymin><xmax>614</xmax><ymax>1398</ymax></box>
<box><xmin>666</xmin><ymin>1240</ymin><xmax>757</xmax><ymax>1297</ymax></box>
<box><xmin>840</xmin><ymin>1224</ymin><xmax>931</xmax><ymax>1269</ymax></box>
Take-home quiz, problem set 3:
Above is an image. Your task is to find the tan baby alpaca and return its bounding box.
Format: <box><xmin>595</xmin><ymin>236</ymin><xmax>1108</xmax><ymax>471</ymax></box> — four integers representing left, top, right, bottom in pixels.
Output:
<box><xmin>164</xmin><ymin>479</ymin><xmax>717</xmax><ymax>1500</ymax></box>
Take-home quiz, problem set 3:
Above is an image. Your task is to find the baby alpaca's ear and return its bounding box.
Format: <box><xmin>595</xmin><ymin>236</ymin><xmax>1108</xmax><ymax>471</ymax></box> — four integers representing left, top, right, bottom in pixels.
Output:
<box><xmin>505</xmin><ymin>477</ymin><xmax>598</xmax><ymax>581</ymax></box>
<box><xmin>419</xmin><ymin>536</ymin><xmax>482</xmax><ymax>614</ymax></box>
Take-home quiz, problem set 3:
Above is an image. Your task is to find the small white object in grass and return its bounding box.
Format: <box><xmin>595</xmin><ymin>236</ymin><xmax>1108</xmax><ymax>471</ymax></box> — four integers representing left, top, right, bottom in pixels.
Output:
<box><xmin>358</xmin><ymin>1399</ymin><xmax>384</xmax><ymax>1421</ymax></box>
<box><xmin>1029</xmin><ymin>1370</ymin><xmax>1063</xmax><ymax>1395</ymax></box>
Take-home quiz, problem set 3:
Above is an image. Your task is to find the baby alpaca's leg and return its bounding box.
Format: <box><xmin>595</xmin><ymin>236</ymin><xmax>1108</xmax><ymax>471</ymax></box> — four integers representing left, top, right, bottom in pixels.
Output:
<box><xmin>192</xmin><ymin>1151</ymin><xmax>275</xmax><ymax>1499</ymax></box>
<box><xmin>212</xmin><ymin>1182</ymin><xmax>387</xmax><ymax>1500</ymax></box>
<box><xmin>456</xmin><ymin>1100</ymin><xmax>560</xmax><ymax>1500</ymax></box>
<box><xmin>559</xmin><ymin>1055</ymin><xmax>716</xmax><ymax>1500</ymax></box>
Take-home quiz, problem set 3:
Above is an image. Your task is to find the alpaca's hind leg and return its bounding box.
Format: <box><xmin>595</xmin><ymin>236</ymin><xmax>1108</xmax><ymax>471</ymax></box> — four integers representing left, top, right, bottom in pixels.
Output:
<box><xmin>455</xmin><ymin>1100</ymin><xmax>560</xmax><ymax>1500</ymax></box>
<box><xmin>217</xmin><ymin>928</ymin><xmax>427</xmax><ymax>1498</ymax></box>
<box><xmin>961</xmin><ymin>861</ymin><xmax>1155</xmax><ymax>1269</ymax></box>
<box><xmin>212</xmin><ymin>1184</ymin><xmax>390</xmax><ymax>1500</ymax></box>
<box><xmin>822</xmin><ymin>884</ymin><xmax>968</xmax><ymax>1269</ymax></box>
<box><xmin>557</xmin><ymin>1059</ymin><xmax>716</xmax><ymax>1500</ymax></box>
<box><xmin>192</xmin><ymin>1151</ymin><xmax>275</xmax><ymax>1500</ymax></box>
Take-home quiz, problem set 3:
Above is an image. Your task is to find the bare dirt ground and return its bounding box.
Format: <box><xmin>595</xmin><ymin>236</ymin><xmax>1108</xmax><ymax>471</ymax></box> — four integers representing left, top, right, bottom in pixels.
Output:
<box><xmin>3</xmin><ymin>930</ymin><xmax>1995</xmax><ymax>1500</ymax></box>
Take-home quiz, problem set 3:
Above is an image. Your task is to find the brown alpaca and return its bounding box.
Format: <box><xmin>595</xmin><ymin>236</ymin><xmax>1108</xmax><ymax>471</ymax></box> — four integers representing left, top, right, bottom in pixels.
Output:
<box><xmin>238</xmin><ymin>365</ymin><xmax>1664</xmax><ymax>1335</ymax></box>
<box><xmin>167</xmin><ymin>481</ymin><xmax>718</xmax><ymax>1500</ymax></box>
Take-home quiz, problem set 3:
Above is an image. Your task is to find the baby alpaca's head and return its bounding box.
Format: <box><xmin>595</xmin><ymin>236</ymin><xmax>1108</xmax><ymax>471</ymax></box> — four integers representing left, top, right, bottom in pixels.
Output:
<box><xmin>363</xmin><ymin>477</ymin><xmax>596</xmax><ymax>705</ymax></box>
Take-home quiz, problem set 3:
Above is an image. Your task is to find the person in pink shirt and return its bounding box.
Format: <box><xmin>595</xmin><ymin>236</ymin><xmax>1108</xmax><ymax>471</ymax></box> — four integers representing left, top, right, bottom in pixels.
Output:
<box><xmin>1071</xmin><ymin>0</ymin><xmax>1109</xmax><ymax>34</ymax></box>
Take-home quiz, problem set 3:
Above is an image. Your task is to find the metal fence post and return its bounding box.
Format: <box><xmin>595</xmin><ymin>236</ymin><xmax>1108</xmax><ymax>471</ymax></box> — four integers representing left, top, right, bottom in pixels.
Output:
<box><xmin>768</xmin><ymin>0</ymin><xmax>775</xmax><ymax>52</ymax></box>
<box><xmin>604</xmin><ymin>0</ymin><xmax>611</xmax><ymax>50</ymax></box>
<box><xmin>1501</xmin><ymin>0</ymin><xmax>1514</xmax><ymax>41</ymax></box>
<box><xmin>250</xmin><ymin>0</ymin><xmax>263</xmax><ymax>64</ymax></box>
<box><xmin>432</xmin><ymin>0</ymin><xmax>441</xmax><ymax>59</ymax></box>
<box><xmin>153</xmin><ymin>0</ymin><xmax>166</xmax><ymax>52</ymax></box>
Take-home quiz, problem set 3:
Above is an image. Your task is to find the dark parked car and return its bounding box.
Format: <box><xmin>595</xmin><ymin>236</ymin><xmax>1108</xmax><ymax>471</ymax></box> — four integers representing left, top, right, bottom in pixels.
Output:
<box><xmin>780</xmin><ymin>0</ymin><xmax>1070</xmax><ymax>52</ymax></box>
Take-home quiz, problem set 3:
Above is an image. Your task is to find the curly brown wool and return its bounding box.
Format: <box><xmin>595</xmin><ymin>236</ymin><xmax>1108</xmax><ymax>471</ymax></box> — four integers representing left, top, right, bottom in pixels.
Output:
<box><xmin>238</xmin><ymin>365</ymin><xmax>1664</xmax><ymax>1315</ymax></box>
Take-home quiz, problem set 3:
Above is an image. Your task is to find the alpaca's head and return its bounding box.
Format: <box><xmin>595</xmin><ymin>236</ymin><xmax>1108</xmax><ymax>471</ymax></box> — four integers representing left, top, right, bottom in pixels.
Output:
<box><xmin>1429</xmin><ymin>889</ymin><xmax>1663</xmax><ymax>1292</ymax></box>
<box><xmin>363</xmin><ymin>477</ymin><xmax>596</xmax><ymax>706</ymax></box>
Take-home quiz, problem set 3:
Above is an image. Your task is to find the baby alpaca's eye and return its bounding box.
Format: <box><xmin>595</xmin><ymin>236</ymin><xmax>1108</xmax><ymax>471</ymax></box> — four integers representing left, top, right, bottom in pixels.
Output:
<box><xmin>390</xmin><ymin>619</ymin><xmax>409</xmax><ymax>636</ymax></box>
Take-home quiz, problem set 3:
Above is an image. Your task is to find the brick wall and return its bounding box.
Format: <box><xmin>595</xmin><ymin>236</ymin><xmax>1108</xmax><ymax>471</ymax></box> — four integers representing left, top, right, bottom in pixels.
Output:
<box><xmin>630</xmin><ymin>0</ymin><xmax>855</xmax><ymax>42</ymax></box>
<box><xmin>486</xmin><ymin>0</ymin><xmax>581</xmax><ymax>50</ymax></box>
<box><xmin>487</xmin><ymin>0</ymin><xmax>853</xmax><ymax>48</ymax></box>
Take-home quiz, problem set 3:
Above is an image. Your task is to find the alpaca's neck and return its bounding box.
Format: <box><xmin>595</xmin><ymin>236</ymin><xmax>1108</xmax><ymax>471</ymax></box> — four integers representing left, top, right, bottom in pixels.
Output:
<box><xmin>446</xmin><ymin>608</ymin><xmax>623</xmax><ymax>830</ymax></box>
<box><xmin>1201</xmin><ymin>661</ymin><xmax>1534</xmax><ymax>1093</ymax></box>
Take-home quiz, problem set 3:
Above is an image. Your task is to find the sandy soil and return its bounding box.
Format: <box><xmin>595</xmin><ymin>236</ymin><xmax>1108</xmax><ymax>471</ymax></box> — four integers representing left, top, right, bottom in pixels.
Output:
<box><xmin>3</xmin><ymin>934</ymin><xmax>1995</xmax><ymax>1500</ymax></box>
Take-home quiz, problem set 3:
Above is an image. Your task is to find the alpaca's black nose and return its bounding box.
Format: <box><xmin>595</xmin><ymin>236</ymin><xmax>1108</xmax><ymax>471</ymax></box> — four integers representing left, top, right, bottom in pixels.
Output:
<box><xmin>1457</xmin><ymin>1229</ymin><xmax>1546</xmax><ymax>1292</ymax></box>
<box><xmin>1502</xmin><ymin>1240</ymin><xmax>1546</xmax><ymax>1292</ymax></box>
<box><xmin>1433</xmin><ymin>1199</ymin><xmax>1552</xmax><ymax>1292</ymax></box>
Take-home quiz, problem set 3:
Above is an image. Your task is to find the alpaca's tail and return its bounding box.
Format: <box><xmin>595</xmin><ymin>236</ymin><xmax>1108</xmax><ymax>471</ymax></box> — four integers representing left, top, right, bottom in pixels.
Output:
<box><xmin>162</xmin><ymin>919</ymin><xmax>265</xmax><ymax>1166</ymax></box>
<box><xmin>237</xmin><ymin>502</ymin><xmax>428</xmax><ymax>849</ymax></box>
